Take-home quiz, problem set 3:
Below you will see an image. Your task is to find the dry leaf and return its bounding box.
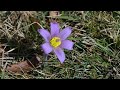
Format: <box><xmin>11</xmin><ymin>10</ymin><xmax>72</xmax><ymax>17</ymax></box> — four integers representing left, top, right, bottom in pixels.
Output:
<box><xmin>49</xmin><ymin>11</ymin><xmax>60</xmax><ymax>18</ymax></box>
<box><xmin>6</xmin><ymin>61</ymin><xmax>33</xmax><ymax>73</ymax></box>
<box><xmin>49</xmin><ymin>11</ymin><xmax>60</xmax><ymax>23</ymax></box>
<box><xmin>6</xmin><ymin>55</ymin><xmax>41</xmax><ymax>74</ymax></box>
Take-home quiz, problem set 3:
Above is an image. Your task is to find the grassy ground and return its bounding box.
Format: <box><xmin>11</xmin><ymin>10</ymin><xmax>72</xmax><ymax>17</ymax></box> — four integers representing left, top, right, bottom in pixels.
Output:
<box><xmin>0</xmin><ymin>11</ymin><xmax>120</xmax><ymax>79</ymax></box>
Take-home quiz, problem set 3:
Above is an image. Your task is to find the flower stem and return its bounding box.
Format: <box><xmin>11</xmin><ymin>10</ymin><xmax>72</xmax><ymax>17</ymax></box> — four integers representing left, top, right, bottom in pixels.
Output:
<box><xmin>43</xmin><ymin>54</ymin><xmax>48</xmax><ymax>66</ymax></box>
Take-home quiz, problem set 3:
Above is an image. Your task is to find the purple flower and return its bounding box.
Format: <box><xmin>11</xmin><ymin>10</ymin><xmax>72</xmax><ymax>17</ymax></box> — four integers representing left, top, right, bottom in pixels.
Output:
<box><xmin>38</xmin><ymin>22</ymin><xmax>74</xmax><ymax>63</ymax></box>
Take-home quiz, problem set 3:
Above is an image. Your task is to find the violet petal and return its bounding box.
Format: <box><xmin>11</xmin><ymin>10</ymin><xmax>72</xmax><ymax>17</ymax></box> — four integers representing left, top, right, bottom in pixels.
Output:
<box><xmin>54</xmin><ymin>47</ymin><xmax>65</xmax><ymax>63</ymax></box>
<box><xmin>50</xmin><ymin>22</ymin><xmax>60</xmax><ymax>37</ymax></box>
<box><xmin>38</xmin><ymin>29</ymin><xmax>51</xmax><ymax>42</ymax></box>
<box><xmin>59</xmin><ymin>27</ymin><xmax>72</xmax><ymax>40</ymax></box>
<box><xmin>41</xmin><ymin>43</ymin><xmax>52</xmax><ymax>54</ymax></box>
<box><xmin>60</xmin><ymin>40</ymin><xmax>74</xmax><ymax>50</ymax></box>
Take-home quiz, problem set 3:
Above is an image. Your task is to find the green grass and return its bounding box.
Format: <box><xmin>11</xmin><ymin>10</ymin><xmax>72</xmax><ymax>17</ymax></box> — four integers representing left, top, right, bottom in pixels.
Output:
<box><xmin>0</xmin><ymin>11</ymin><xmax>120</xmax><ymax>79</ymax></box>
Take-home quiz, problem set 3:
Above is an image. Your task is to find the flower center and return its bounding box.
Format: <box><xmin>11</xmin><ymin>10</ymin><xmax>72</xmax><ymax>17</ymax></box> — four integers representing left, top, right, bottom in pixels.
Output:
<box><xmin>50</xmin><ymin>37</ymin><xmax>61</xmax><ymax>48</ymax></box>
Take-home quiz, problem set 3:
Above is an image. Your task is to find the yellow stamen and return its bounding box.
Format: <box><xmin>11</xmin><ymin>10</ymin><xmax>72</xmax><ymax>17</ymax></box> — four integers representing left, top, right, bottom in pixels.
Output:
<box><xmin>50</xmin><ymin>37</ymin><xmax>61</xmax><ymax>48</ymax></box>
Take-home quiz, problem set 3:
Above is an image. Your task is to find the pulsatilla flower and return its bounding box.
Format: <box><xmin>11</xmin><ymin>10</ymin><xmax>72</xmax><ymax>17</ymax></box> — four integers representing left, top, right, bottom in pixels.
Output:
<box><xmin>38</xmin><ymin>22</ymin><xmax>74</xmax><ymax>63</ymax></box>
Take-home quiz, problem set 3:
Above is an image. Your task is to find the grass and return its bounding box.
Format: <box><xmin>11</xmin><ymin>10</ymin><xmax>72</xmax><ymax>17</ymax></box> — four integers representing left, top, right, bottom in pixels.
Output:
<box><xmin>0</xmin><ymin>11</ymin><xmax>120</xmax><ymax>79</ymax></box>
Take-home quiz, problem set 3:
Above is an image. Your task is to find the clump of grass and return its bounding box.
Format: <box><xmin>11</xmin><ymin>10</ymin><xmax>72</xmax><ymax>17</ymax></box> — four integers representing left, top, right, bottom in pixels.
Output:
<box><xmin>0</xmin><ymin>11</ymin><xmax>120</xmax><ymax>79</ymax></box>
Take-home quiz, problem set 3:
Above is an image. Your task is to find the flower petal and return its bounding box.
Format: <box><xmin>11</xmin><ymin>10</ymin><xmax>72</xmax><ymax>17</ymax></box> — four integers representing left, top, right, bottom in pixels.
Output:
<box><xmin>54</xmin><ymin>47</ymin><xmax>65</xmax><ymax>63</ymax></box>
<box><xmin>59</xmin><ymin>27</ymin><xmax>72</xmax><ymax>40</ymax></box>
<box><xmin>41</xmin><ymin>43</ymin><xmax>52</xmax><ymax>54</ymax></box>
<box><xmin>50</xmin><ymin>22</ymin><xmax>60</xmax><ymax>37</ymax></box>
<box><xmin>60</xmin><ymin>40</ymin><xmax>74</xmax><ymax>50</ymax></box>
<box><xmin>38</xmin><ymin>29</ymin><xmax>51</xmax><ymax>42</ymax></box>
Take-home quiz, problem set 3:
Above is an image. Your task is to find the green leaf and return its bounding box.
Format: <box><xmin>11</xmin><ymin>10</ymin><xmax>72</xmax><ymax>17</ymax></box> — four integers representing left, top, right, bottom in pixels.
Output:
<box><xmin>95</xmin><ymin>42</ymin><xmax>113</xmax><ymax>56</ymax></box>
